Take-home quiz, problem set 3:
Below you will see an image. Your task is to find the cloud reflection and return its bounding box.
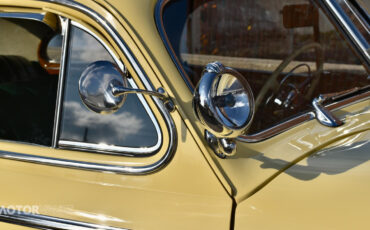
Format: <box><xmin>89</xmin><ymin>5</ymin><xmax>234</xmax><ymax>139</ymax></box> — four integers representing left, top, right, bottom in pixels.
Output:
<box><xmin>71</xmin><ymin>30</ymin><xmax>112</xmax><ymax>63</ymax></box>
<box><xmin>62</xmin><ymin>101</ymin><xmax>143</xmax><ymax>143</ymax></box>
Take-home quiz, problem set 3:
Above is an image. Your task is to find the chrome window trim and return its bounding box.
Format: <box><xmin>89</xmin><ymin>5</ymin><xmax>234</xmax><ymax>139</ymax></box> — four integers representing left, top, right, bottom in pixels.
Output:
<box><xmin>57</xmin><ymin>20</ymin><xmax>163</xmax><ymax>155</ymax></box>
<box><xmin>154</xmin><ymin>0</ymin><xmax>370</xmax><ymax>143</ymax></box>
<box><xmin>0</xmin><ymin>209</ymin><xmax>126</xmax><ymax>230</ymax></box>
<box><xmin>0</xmin><ymin>148</ymin><xmax>176</xmax><ymax>174</ymax></box>
<box><xmin>0</xmin><ymin>0</ymin><xmax>177</xmax><ymax>174</ymax></box>
<box><xmin>52</xmin><ymin>16</ymin><xmax>70</xmax><ymax>148</ymax></box>
<box><xmin>59</xmin><ymin>140</ymin><xmax>161</xmax><ymax>156</ymax></box>
<box><xmin>321</xmin><ymin>0</ymin><xmax>370</xmax><ymax>63</ymax></box>
<box><xmin>154</xmin><ymin>0</ymin><xmax>195</xmax><ymax>92</ymax></box>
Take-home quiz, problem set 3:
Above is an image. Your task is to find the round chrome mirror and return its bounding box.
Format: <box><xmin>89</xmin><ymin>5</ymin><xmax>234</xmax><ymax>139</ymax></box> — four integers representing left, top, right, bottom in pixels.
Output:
<box><xmin>193</xmin><ymin>62</ymin><xmax>255</xmax><ymax>139</ymax></box>
<box><xmin>78</xmin><ymin>61</ymin><xmax>128</xmax><ymax>114</ymax></box>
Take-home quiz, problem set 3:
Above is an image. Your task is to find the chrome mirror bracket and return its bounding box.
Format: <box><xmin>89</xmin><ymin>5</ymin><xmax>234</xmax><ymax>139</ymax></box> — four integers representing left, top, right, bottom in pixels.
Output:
<box><xmin>113</xmin><ymin>86</ymin><xmax>175</xmax><ymax>112</ymax></box>
<box><xmin>158</xmin><ymin>87</ymin><xmax>175</xmax><ymax>112</ymax></box>
<box><xmin>205</xmin><ymin>130</ymin><xmax>236</xmax><ymax>158</ymax></box>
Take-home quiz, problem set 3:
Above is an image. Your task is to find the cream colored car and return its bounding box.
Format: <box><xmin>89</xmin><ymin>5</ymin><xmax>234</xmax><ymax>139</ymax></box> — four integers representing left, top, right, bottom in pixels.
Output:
<box><xmin>0</xmin><ymin>0</ymin><xmax>369</xmax><ymax>229</ymax></box>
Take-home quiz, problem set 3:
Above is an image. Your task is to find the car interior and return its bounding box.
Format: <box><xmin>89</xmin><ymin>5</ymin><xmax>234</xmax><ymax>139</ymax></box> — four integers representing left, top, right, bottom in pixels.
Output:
<box><xmin>0</xmin><ymin>14</ymin><xmax>61</xmax><ymax>145</ymax></box>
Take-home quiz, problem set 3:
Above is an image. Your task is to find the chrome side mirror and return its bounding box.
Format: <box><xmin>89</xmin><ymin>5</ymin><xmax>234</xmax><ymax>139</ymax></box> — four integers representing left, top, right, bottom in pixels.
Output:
<box><xmin>193</xmin><ymin>62</ymin><xmax>255</xmax><ymax>158</ymax></box>
<box><xmin>79</xmin><ymin>61</ymin><xmax>173</xmax><ymax>114</ymax></box>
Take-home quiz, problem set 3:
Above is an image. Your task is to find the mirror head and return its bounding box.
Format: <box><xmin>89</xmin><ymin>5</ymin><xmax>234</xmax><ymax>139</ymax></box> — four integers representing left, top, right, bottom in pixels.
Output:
<box><xmin>193</xmin><ymin>62</ymin><xmax>255</xmax><ymax>138</ymax></box>
<box><xmin>78</xmin><ymin>61</ymin><xmax>128</xmax><ymax>114</ymax></box>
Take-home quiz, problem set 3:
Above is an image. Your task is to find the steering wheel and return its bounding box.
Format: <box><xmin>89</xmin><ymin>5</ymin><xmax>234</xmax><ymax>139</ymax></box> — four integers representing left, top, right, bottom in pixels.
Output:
<box><xmin>38</xmin><ymin>34</ymin><xmax>61</xmax><ymax>75</ymax></box>
<box><xmin>255</xmin><ymin>42</ymin><xmax>323</xmax><ymax>109</ymax></box>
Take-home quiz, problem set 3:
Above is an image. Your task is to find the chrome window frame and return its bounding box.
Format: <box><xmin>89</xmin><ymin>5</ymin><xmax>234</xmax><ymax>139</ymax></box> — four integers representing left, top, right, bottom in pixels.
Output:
<box><xmin>0</xmin><ymin>1</ymin><xmax>177</xmax><ymax>175</ymax></box>
<box><xmin>155</xmin><ymin>0</ymin><xmax>370</xmax><ymax>143</ymax></box>
<box><xmin>321</xmin><ymin>0</ymin><xmax>370</xmax><ymax>64</ymax></box>
<box><xmin>52</xmin><ymin>16</ymin><xmax>69</xmax><ymax>147</ymax></box>
<box><xmin>57</xmin><ymin>20</ymin><xmax>163</xmax><ymax>156</ymax></box>
<box><xmin>0</xmin><ymin>12</ymin><xmax>162</xmax><ymax>155</ymax></box>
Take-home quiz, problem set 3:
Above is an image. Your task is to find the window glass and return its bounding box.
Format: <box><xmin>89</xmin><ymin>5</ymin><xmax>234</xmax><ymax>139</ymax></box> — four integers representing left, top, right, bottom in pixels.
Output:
<box><xmin>59</xmin><ymin>26</ymin><xmax>159</xmax><ymax>149</ymax></box>
<box><xmin>0</xmin><ymin>17</ymin><xmax>59</xmax><ymax>145</ymax></box>
<box><xmin>356</xmin><ymin>0</ymin><xmax>369</xmax><ymax>13</ymax></box>
<box><xmin>163</xmin><ymin>0</ymin><xmax>369</xmax><ymax>134</ymax></box>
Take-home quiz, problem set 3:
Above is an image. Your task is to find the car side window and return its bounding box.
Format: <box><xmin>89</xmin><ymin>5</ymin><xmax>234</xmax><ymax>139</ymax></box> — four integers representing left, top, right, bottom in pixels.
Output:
<box><xmin>58</xmin><ymin>25</ymin><xmax>160</xmax><ymax>153</ymax></box>
<box><xmin>0</xmin><ymin>16</ymin><xmax>60</xmax><ymax>145</ymax></box>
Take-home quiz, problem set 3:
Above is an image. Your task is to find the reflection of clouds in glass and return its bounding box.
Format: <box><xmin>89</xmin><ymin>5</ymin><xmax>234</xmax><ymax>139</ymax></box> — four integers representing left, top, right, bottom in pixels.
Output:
<box><xmin>71</xmin><ymin>31</ymin><xmax>112</xmax><ymax>63</ymax></box>
<box><xmin>63</xmin><ymin>101</ymin><xmax>143</xmax><ymax>142</ymax></box>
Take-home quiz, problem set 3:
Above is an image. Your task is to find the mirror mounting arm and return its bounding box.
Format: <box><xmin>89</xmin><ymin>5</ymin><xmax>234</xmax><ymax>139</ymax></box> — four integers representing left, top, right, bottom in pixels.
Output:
<box><xmin>112</xmin><ymin>86</ymin><xmax>175</xmax><ymax>112</ymax></box>
<box><xmin>78</xmin><ymin>61</ymin><xmax>175</xmax><ymax>114</ymax></box>
<box><xmin>112</xmin><ymin>85</ymin><xmax>167</xmax><ymax>100</ymax></box>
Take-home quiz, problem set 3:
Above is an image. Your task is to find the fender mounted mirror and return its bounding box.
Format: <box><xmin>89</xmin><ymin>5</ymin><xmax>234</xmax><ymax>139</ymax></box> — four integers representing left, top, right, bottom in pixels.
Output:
<box><xmin>193</xmin><ymin>62</ymin><xmax>255</xmax><ymax>158</ymax></box>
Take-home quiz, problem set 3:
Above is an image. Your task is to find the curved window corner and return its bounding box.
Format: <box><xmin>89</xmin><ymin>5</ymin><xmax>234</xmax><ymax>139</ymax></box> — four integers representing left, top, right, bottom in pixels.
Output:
<box><xmin>58</xmin><ymin>24</ymin><xmax>162</xmax><ymax>156</ymax></box>
<box><xmin>0</xmin><ymin>5</ymin><xmax>175</xmax><ymax>175</ymax></box>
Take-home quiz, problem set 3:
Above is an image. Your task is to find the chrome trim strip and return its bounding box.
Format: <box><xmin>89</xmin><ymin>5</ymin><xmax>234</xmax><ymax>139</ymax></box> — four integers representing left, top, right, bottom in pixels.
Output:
<box><xmin>239</xmin><ymin>91</ymin><xmax>370</xmax><ymax>143</ymax></box>
<box><xmin>0</xmin><ymin>209</ymin><xmax>126</xmax><ymax>230</ymax></box>
<box><xmin>0</xmin><ymin>0</ymin><xmax>177</xmax><ymax>174</ymax></box>
<box><xmin>0</xmin><ymin>147</ymin><xmax>174</xmax><ymax>174</ymax></box>
<box><xmin>58</xmin><ymin>21</ymin><xmax>162</xmax><ymax>155</ymax></box>
<box><xmin>154</xmin><ymin>0</ymin><xmax>195</xmax><ymax>92</ymax></box>
<box><xmin>321</xmin><ymin>0</ymin><xmax>370</xmax><ymax>64</ymax></box>
<box><xmin>52</xmin><ymin>17</ymin><xmax>70</xmax><ymax>148</ymax></box>
<box><xmin>59</xmin><ymin>140</ymin><xmax>159</xmax><ymax>156</ymax></box>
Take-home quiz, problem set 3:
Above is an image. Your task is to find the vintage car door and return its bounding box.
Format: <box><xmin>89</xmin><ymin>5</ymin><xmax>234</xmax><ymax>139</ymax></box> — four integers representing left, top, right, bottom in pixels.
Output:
<box><xmin>0</xmin><ymin>0</ymin><xmax>369</xmax><ymax>229</ymax></box>
<box><xmin>157</xmin><ymin>0</ymin><xmax>370</xmax><ymax>229</ymax></box>
<box><xmin>0</xmin><ymin>0</ymin><xmax>233</xmax><ymax>229</ymax></box>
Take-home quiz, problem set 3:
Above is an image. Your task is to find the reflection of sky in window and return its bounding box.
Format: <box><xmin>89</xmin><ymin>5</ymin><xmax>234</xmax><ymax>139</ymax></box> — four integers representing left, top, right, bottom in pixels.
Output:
<box><xmin>59</xmin><ymin>26</ymin><xmax>158</xmax><ymax>147</ymax></box>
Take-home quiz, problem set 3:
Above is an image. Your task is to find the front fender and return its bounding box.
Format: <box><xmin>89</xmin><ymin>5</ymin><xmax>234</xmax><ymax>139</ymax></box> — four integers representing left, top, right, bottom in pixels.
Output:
<box><xmin>235</xmin><ymin>130</ymin><xmax>370</xmax><ymax>229</ymax></box>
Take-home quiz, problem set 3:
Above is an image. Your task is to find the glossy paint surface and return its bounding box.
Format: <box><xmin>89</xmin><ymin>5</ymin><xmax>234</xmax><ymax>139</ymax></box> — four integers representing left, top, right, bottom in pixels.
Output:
<box><xmin>0</xmin><ymin>0</ymin><xmax>232</xmax><ymax>229</ymax></box>
<box><xmin>0</xmin><ymin>0</ymin><xmax>368</xmax><ymax>229</ymax></box>
<box><xmin>0</xmin><ymin>223</ymin><xmax>32</xmax><ymax>230</ymax></box>
<box><xmin>235</xmin><ymin>130</ymin><xmax>370</xmax><ymax>229</ymax></box>
<box><xmin>0</xmin><ymin>116</ymin><xmax>232</xmax><ymax>229</ymax></box>
<box><xmin>220</xmin><ymin>99</ymin><xmax>370</xmax><ymax>203</ymax></box>
<box><xmin>100</xmin><ymin>0</ymin><xmax>370</xmax><ymax>202</ymax></box>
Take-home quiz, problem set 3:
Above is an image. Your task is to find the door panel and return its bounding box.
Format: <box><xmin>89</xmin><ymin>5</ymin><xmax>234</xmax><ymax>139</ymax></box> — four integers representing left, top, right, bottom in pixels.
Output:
<box><xmin>0</xmin><ymin>116</ymin><xmax>232</xmax><ymax>229</ymax></box>
<box><xmin>0</xmin><ymin>2</ymin><xmax>232</xmax><ymax>229</ymax></box>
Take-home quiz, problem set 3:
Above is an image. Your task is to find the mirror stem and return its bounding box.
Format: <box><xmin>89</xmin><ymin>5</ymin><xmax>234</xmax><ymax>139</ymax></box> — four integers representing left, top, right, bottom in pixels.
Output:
<box><xmin>112</xmin><ymin>85</ymin><xmax>175</xmax><ymax>112</ymax></box>
<box><xmin>112</xmin><ymin>85</ymin><xmax>168</xmax><ymax>100</ymax></box>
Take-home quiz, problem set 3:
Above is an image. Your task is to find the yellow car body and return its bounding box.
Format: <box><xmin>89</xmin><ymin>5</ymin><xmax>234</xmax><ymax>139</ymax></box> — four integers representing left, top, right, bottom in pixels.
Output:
<box><xmin>0</xmin><ymin>0</ymin><xmax>369</xmax><ymax>229</ymax></box>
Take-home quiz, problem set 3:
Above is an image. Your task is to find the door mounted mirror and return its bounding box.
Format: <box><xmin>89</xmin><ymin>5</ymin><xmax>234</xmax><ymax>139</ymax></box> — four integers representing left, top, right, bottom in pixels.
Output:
<box><xmin>78</xmin><ymin>61</ymin><xmax>173</xmax><ymax>114</ymax></box>
<box><xmin>193</xmin><ymin>62</ymin><xmax>255</xmax><ymax>158</ymax></box>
